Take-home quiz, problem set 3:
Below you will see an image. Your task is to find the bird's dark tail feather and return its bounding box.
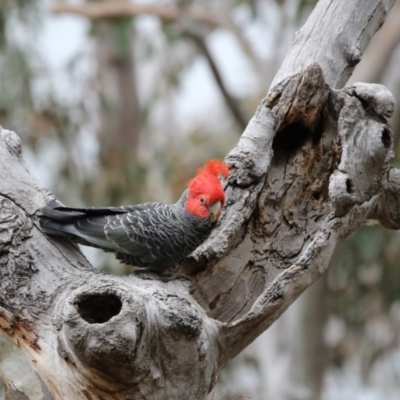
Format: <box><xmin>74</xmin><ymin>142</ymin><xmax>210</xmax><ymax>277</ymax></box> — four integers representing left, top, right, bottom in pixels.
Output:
<box><xmin>40</xmin><ymin>200</ymin><xmax>79</xmax><ymax>238</ymax></box>
<box><xmin>41</xmin><ymin>200</ymin><xmax>86</xmax><ymax>222</ymax></box>
<box><xmin>40</xmin><ymin>200</ymin><xmax>125</xmax><ymax>246</ymax></box>
<box><xmin>41</xmin><ymin>200</ymin><xmax>127</xmax><ymax>221</ymax></box>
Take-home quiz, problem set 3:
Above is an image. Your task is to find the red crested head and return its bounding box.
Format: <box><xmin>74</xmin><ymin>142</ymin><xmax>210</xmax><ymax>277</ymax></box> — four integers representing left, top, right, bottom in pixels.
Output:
<box><xmin>185</xmin><ymin>159</ymin><xmax>230</xmax><ymax>221</ymax></box>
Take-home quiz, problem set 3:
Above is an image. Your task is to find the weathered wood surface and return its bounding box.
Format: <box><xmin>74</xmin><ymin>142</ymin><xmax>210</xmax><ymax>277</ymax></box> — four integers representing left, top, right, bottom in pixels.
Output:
<box><xmin>0</xmin><ymin>0</ymin><xmax>398</xmax><ymax>399</ymax></box>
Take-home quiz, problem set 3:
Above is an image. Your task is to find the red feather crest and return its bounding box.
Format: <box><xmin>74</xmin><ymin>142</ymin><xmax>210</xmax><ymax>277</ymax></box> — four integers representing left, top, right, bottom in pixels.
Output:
<box><xmin>186</xmin><ymin>159</ymin><xmax>230</xmax><ymax>216</ymax></box>
<box><xmin>199</xmin><ymin>159</ymin><xmax>230</xmax><ymax>178</ymax></box>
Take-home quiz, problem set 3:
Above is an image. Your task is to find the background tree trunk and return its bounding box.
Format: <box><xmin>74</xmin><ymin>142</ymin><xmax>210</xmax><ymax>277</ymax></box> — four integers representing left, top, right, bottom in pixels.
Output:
<box><xmin>92</xmin><ymin>14</ymin><xmax>143</xmax><ymax>205</ymax></box>
<box><xmin>0</xmin><ymin>0</ymin><xmax>399</xmax><ymax>399</ymax></box>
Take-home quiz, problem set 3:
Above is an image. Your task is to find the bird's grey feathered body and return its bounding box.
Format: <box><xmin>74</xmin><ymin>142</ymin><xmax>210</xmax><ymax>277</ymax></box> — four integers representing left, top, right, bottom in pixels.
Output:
<box><xmin>40</xmin><ymin>191</ymin><xmax>213</xmax><ymax>272</ymax></box>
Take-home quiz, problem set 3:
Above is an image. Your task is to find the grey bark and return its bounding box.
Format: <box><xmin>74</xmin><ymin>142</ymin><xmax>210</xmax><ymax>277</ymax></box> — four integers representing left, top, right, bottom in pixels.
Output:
<box><xmin>0</xmin><ymin>0</ymin><xmax>398</xmax><ymax>399</ymax></box>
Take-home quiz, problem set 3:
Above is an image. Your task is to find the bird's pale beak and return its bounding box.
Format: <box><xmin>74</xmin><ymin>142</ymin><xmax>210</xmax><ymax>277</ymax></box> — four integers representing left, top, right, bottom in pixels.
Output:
<box><xmin>208</xmin><ymin>201</ymin><xmax>222</xmax><ymax>223</ymax></box>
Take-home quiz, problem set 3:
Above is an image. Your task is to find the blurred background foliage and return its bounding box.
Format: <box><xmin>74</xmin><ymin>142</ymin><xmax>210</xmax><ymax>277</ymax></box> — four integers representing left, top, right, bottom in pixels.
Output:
<box><xmin>1</xmin><ymin>0</ymin><xmax>400</xmax><ymax>399</ymax></box>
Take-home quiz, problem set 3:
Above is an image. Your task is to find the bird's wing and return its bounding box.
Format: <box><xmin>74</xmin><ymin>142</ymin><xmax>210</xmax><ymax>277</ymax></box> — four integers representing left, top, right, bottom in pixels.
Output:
<box><xmin>104</xmin><ymin>203</ymin><xmax>186</xmax><ymax>267</ymax></box>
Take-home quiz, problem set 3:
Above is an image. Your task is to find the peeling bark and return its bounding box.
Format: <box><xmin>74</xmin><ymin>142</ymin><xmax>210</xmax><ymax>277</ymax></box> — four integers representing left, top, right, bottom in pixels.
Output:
<box><xmin>0</xmin><ymin>0</ymin><xmax>398</xmax><ymax>398</ymax></box>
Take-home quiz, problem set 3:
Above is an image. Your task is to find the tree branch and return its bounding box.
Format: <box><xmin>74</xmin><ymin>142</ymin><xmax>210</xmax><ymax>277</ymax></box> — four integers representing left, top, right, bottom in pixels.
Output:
<box><xmin>370</xmin><ymin>8</ymin><xmax>400</xmax><ymax>83</ymax></box>
<box><xmin>271</xmin><ymin>0</ymin><xmax>395</xmax><ymax>89</ymax></box>
<box><xmin>184</xmin><ymin>30</ymin><xmax>248</xmax><ymax>131</ymax></box>
<box><xmin>1</xmin><ymin>0</ymin><xmax>398</xmax><ymax>399</ymax></box>
<box><xmin>51</xmin><ymin>1</ymin><xmax>266</xmax><ymax>81</ymax></box>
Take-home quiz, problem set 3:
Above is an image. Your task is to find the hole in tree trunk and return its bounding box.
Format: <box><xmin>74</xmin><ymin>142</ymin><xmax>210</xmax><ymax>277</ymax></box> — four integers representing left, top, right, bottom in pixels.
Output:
<box><xmin>381</xmin><ymin>127</ymin><xmax>391</xmax><ymax>149</ymax></box>
<box><xmin>312</xmin><ymin>192</ymin><xmax>321</xmax><ymax>201</ymax></box>
<box><xmin>74</xmin><ymin>294</ymin><xmax>122</xmax><ymax>324</ymax></box>
<box><xmin>346</xmin><ymin>178</ymin><xmax>353</xmax><ymax>194</ymax></box>
<box><xmin>273</xmin><ymin>123</ymin><xmax>310</xmax><ymax>154</ymax></box>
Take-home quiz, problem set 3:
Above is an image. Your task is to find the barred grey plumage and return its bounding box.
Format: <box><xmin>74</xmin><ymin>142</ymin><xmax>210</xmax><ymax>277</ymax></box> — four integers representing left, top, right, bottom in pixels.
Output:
<box><xmin>40</xmin><ymin>191</ymin><xmax>214</xmax><ymax>272</ymax></box>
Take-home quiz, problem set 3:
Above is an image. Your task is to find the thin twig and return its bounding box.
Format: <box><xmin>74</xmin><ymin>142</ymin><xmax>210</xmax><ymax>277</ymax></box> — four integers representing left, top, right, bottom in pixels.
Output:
<box><xmin>218</xmin><ymin>391</ymin><xmax>230</xmax><ymax>400</ymax></box>
<box><xmin>184</xmin><ymin>30</ymin><xmax>248</xmax><ymax>131</ymax></box>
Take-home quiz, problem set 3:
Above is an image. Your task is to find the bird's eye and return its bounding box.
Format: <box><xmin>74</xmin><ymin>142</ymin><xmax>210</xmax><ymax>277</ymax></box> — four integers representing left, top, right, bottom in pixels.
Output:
<box><xmin>199</xmin><ymin>197</ymin><xmax>206</xmax><ymax>204</ymax></box>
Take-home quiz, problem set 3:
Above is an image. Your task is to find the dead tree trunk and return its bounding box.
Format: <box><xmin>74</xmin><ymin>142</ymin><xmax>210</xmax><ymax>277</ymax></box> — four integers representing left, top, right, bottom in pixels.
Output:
<box><xmin>0</xmin><ymin>0</ymin><xmax>398</xmax><ymax>398</ymax></box>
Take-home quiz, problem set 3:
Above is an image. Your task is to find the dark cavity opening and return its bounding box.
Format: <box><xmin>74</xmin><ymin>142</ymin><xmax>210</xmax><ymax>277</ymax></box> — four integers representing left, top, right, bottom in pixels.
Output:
<box><xmin>381</xmin><ymin>127</ymin><xmax>391</xmax><ymax>149</ymax></box>
<box><xmin>273</xmin><ymin>123</ymin><xmax>310</xmax><ymax>154</ymax></box>
<box><xmin>346</xmin><ymin>178</ymin><xmax>353</xmax><ymax>194</ymax></box>
<box><xmin>75</xmin><ymin>293</ymin><xmax>122</xmax><ymax>324</ymax></box>
<box><xmin>312</xmin><ymin>192</ymin><xmax>321</xmax><ymax>201</ymax></box>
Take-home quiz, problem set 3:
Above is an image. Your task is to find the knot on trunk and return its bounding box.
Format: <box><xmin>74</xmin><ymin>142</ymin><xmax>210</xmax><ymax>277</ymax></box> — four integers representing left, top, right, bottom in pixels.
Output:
<box><xmin>56</xmin><ymin>283</ymin><xmax>144</xmax><ymax>388</ymax></box>
<box><xmin>55</xmin><ymin>279</ymin><xmax>220</xmax><ymax>396</ymax></box>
